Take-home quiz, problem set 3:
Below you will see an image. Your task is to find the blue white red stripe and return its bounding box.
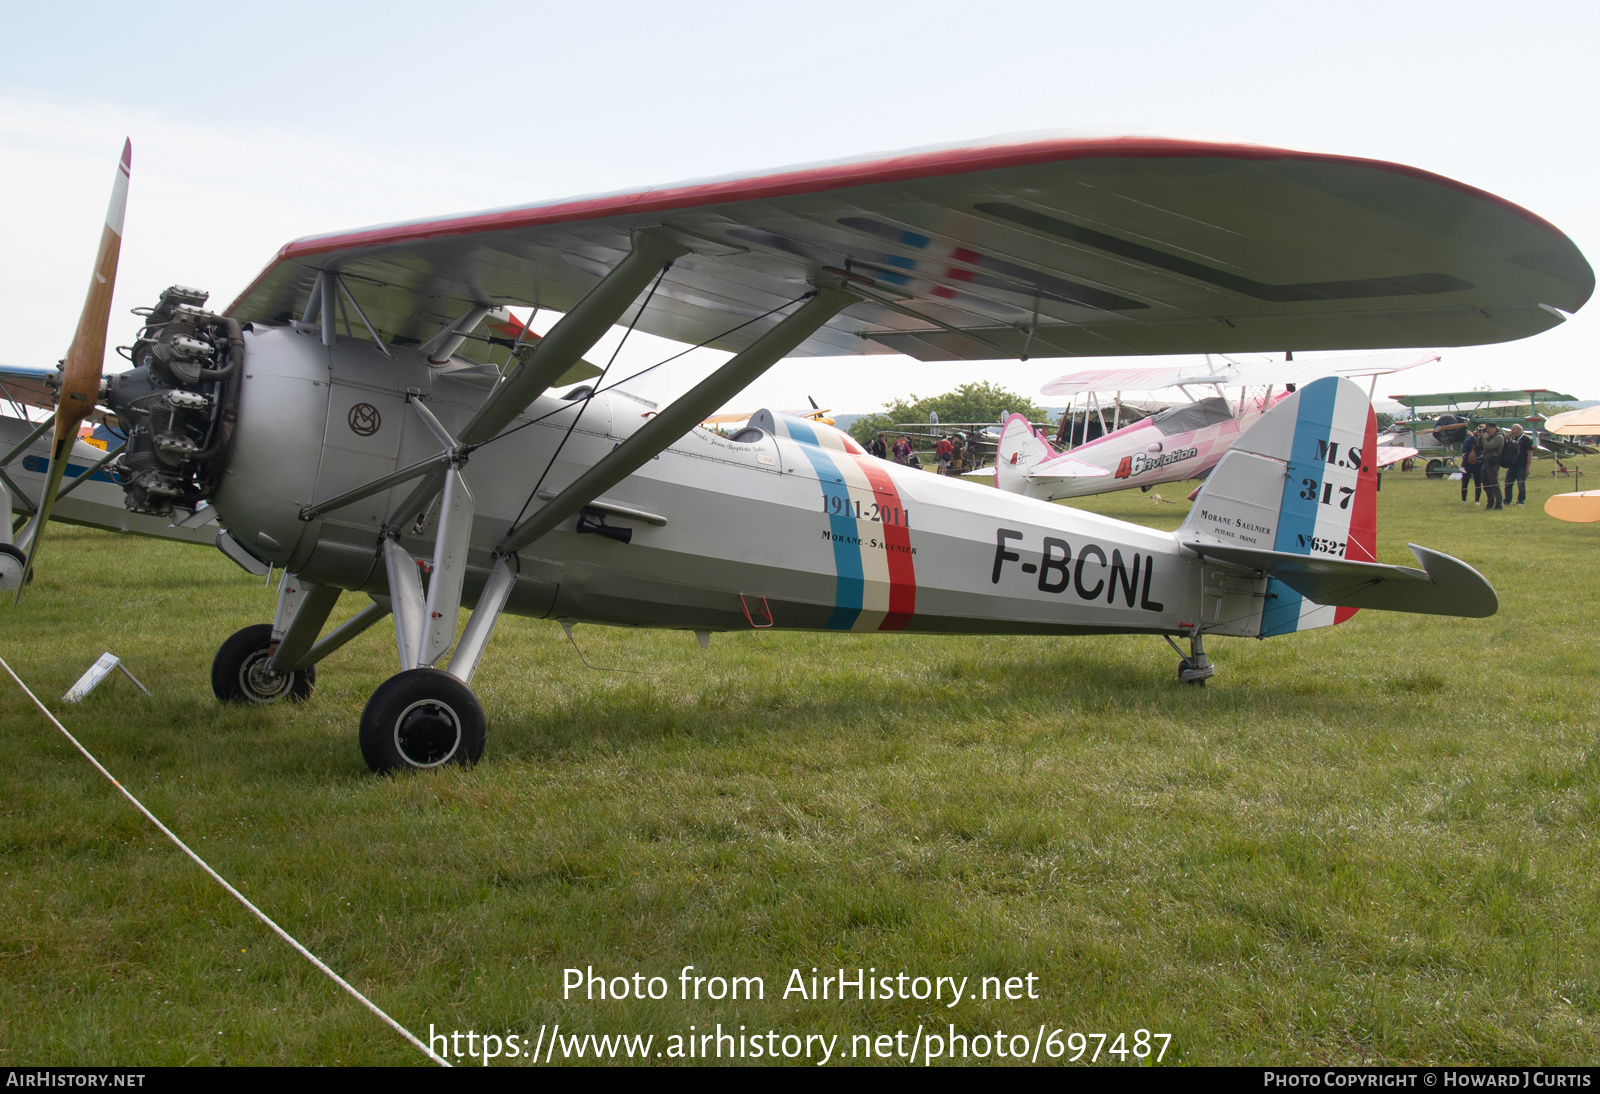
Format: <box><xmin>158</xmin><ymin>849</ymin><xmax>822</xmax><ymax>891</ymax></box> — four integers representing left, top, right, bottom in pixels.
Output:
<box><xmin>769</xmin><ymin>415</ymin><xmax>917</xmax><ymax>630</ymax></box>
<box><xmin>1259</xmin><ymin>377</ymin><xmax>1376</xmax><ymax>636</ymax></box>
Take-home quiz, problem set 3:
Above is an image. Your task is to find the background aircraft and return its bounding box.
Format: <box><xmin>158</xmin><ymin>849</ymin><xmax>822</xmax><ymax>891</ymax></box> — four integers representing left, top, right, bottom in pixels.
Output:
<box><xmin>989</xmin><ymin>353</ymin><xmax>1435</xmax><ymax>501</ymax></box>
<box><xmin>1382</xmin><ymin>388</ymin><xmax>1595</xmax><ymax>478</ymax></box>
<box><xmin>1</xmin><ymin>363</ymin><xmax>217</xmax><ymax>586</ymax></box>
<box><xmin>1541</xmin><ymin>406</ymin><xmax>1600</xmax><ymax>522</ymax></box>
<box><xmin>8</xmin><ymin>131</ymin><xmax>1589</xmax><ymax>774</ymax></box>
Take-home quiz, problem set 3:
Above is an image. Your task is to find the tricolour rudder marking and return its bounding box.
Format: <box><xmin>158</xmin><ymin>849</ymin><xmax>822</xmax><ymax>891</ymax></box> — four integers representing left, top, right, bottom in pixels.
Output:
<box><xmin>1179</xmin><ymin>376</ymin><xmax>1382</xmax><ymax>637</ymax></box>
<box><xmin>1259</xmin><ymin>377</ymin><xmax>1379</xmax><ymax>635</ymax></box>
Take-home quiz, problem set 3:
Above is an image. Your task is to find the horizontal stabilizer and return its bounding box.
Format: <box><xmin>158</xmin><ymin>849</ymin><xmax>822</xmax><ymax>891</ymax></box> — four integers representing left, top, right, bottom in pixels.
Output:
<box><xmin>1027</xmin><ymin>456</ymin><xmax>1113</xmax><ymax>483</ymax></box>
<box><xmin>1374</xmin><ymin>445</ymin><xmax>1419</xmax><ymax>467</ymax></box>
<box><xmin>1183</xmin><ymin>541</ymin><xmax>1497</xmax><ymax>617</ymax></box>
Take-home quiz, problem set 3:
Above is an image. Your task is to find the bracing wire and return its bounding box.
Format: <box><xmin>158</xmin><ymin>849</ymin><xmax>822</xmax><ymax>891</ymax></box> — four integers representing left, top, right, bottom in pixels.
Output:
<box><xmin>465</xmin><ymin>288</ymin><xmax>814</xmax><ymax>457</ymax></box>
<box><xmin>507</xmin><ymin>263</ymin><xmax>672</xmax><ymax>531</ymax></box>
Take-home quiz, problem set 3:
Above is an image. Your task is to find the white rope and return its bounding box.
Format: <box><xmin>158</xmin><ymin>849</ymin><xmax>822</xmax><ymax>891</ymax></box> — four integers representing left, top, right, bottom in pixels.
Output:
<box><xmin>0</xmin><ymin>654</ymin><xmax>450</xmax><ymax>1067</ymax></box>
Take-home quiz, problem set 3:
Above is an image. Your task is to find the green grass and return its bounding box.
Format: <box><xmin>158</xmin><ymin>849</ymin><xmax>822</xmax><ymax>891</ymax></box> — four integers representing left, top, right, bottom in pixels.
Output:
<box><xmin>2</xmin><ymin>463</ymin><xmax>1598</xmax><ymax>1065</ymax></box>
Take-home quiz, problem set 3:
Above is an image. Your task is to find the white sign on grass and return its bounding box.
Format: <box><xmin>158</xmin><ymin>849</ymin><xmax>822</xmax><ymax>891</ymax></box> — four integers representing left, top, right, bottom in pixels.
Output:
<box><xmin>63</xmin><ymin>652</ymin><xmax>151</xmax><ymax>703</ymax></box>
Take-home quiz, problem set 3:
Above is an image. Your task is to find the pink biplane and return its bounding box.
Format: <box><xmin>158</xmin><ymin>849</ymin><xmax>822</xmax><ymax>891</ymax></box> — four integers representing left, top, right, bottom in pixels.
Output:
<box><xmin>990</xmin><ymin>353</ymin><xmax>1433</xmax><ymax>501</ymax></box>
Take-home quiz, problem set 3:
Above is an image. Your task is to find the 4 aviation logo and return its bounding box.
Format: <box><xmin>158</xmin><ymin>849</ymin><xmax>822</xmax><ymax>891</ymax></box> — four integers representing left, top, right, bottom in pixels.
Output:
<box><xmin>1113</xmin><ymin>446</ymin><xmax>1199</xmax><ymax>480</ymax></box>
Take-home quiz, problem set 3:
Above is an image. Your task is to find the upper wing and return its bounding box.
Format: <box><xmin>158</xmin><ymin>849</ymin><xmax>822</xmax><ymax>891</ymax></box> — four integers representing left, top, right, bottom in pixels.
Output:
<box><xmin>1040</xmin><ymin>364</ymin><xmax>1228</xmax><ymax>396</ymax></box>
<box><xmin>227</xmin><ymin>129</ymin><xmax>1593</xmax><ymax>363</ymax></box>
<box><xmin>1218</xmin><ymin>350</ymin><xmax>1440</xmax><ymax>388</ymax></box>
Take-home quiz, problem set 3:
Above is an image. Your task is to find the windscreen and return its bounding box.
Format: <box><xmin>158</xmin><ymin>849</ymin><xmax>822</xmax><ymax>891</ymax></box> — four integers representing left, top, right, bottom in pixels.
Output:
<box><xmin>1150</xmin><ymin>396</ymin><xmax>1233</xmax><ymax>436</ymax></box>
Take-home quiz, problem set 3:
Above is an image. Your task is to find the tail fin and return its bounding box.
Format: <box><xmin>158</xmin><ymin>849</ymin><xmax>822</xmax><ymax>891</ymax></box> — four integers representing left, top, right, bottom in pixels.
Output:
<box><xmin>994</xmin><ymin>413</ymin><xmax>1057</xmax><ymax>493</ymax></box>
<box><xmin>1181</xmin><ymin>376</ymin><xmax>1379</xmax><ymax>635</ymax></box>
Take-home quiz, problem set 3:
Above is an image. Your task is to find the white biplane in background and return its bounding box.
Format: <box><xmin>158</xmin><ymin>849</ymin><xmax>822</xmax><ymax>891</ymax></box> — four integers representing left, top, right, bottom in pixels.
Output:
<box><xmin>990</xmin><ymin>352</ymin><xmax>1434</xmax><ymax>502</ymax></box>
<box><xmin>5</xmin><ymin>132</ymin><xmax>1589</xmax><ymax>773</ymax></box>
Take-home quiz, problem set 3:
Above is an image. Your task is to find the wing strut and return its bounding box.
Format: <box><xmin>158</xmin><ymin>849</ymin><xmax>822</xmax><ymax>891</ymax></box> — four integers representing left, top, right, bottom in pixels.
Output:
<box><xmin>384</xmin><ymin>228</ymin><xmax>690</xmax><ymax>530</ymax></box>
<box><xmin>497</xmin><ymin>284</ymin><xmax>856</xmax><ymax>555</ymax></box>
<box><xmin>461</xmin><ymin>229</ymin><xmax>689</xmax><ymax>447</ymax></box>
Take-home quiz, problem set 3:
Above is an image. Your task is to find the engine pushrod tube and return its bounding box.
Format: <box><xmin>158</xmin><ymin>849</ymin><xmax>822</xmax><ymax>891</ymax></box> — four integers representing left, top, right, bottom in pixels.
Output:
<box><xmin>499</xmin><ymin>286</ymin><xmax>854</xmax><ymax>555</ymax></box>
<box><xmin>298</xmin><ymin>451</ymin><xmax>455</xmax><ymax>521</ymax></box>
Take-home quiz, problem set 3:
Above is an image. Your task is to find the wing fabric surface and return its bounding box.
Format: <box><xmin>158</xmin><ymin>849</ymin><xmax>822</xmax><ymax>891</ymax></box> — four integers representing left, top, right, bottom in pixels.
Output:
<box><xmin>228</xmin><ymin>130</ymin><xmax>1592</xmax><ymax>364</ymax></box>
<box><xmin>0</xmin><ymin>366</ymin><xmax>59</xmax><ymax>412</ymax></box>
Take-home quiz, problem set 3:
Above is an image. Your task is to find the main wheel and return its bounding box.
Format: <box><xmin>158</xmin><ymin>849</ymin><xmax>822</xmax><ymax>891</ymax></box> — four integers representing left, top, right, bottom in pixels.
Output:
<box><xmin>1425</xmin><ymin>458</ymin><xmax>1446</xmax><ymax>479</ymax></box>
<box><xmin>0</xmin><ymin>543</ymin><xmax>27</xmax><ymax>591</ymax></box>
<box><xmin>358</xmin><ymin>668</ymin><xmax>485</xmax><ymax>774</ymax></box>
<box><xmin>212</xmin><ymin>623</ymin><xmax>316</xmax><ymax>703</ymax></box>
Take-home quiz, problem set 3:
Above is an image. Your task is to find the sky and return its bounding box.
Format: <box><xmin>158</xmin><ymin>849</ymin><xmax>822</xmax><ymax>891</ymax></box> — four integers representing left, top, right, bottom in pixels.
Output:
<box><xmin>2</xmin><ymin>0</ymin><xmax>1595</xmax><ymax>414</ymax></box>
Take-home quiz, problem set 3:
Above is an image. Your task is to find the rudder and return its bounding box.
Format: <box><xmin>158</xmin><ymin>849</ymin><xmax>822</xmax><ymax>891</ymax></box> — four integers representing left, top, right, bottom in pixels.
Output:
<box><xmin>1180</xmin><ymin>376</ymin><xmax>1379</xmax><ymax>635</ymax></box>
<box><xmin>994</xmin><ymin>412</ymin><xmax>1057</xmax><ymax>494</ymax></box>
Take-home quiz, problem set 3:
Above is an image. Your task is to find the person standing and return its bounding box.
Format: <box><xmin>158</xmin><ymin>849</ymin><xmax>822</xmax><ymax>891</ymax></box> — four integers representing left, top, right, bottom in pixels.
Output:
<box><xmin>1478</xmin><ymin>422</ymin><xmax>1505</xmax><ymax>510</ymax></box>
<box><xmin>950</xmin><ymin>431</ymin><xmax>966</xmax><ymax>475</ymax></box>
<box><xmin>1459</xmin><ymin>428</ymin><xmax>1482</xmax><ymax>504</ymax></box>
<box><xmin>934</xmin><ymin>433</ymin><xmax>954</xmax><ymax>475</ymax></box>
<box><xmin>869</xmin><ymin>432</ymin><xmax>888</xmax><ymax>460</ymax></box>
<box><xmin>893</xmin><ymin>435</ymin><xmax>912</xmax><ymax>466</ymax></box>
<box><xmin>1501</xmin><ymin>423</ymin><xmax>1535</xmax><ymax>505</ymax></box>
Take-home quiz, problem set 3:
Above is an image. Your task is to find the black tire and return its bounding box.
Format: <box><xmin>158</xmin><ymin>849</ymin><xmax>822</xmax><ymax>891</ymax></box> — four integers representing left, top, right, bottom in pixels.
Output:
<box><xmin>1177</xmin><ymin>659</ymin><xmax>1207</xmax><ymax>687</ymax></box>
<box><xmin>211</xmin><ymin>623</ymin><xmax>315</xmax><ymax>704</ymax></box>
<box><xmin>358</xmin><ymin>668</ymin><xmax>485</xmax><ymax>774</ymax></box>
<box><xmin>1424</xmin><ymin>458</ymin><xmax>1446</xmax><ymax>479</ymax></box>
<box><xmin>0</xmin><ymin>543</ymin><xmax>28</xmax><ymax>590</ymax></box>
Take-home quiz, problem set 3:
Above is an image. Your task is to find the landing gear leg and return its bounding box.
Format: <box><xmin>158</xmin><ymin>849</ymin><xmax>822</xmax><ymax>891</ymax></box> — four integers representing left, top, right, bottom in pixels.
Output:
<box><xmin>361</xmin><ymin>468</ymin><xmax>505</xmax><ymax>774</ymax></box>
<box><xmin>1165</xmin><ymin>631</ymin><xmax>1216</xmax><ymax>686</ymax></box>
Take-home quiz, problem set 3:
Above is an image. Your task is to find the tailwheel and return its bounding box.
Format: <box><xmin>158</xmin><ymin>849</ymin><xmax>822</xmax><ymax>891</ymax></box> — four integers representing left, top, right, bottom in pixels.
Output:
<box><xmin>1166</xmin><ymin>631</ymin><xmax>1216</xmax><ymax>686</ymax></box>
<box><xmin>358</xmin><ymin>668</ymin><xmax>485</xmax><ymax>774</ymax></box>
<box><xmin>212</xmin><ymin>623</ymin><xmax>316</xmax><ymax>704</ymax></box>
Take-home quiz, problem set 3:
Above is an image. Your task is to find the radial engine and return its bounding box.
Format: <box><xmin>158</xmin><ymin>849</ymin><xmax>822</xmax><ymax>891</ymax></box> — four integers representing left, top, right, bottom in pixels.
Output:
<box><xmin>104</xmin><ymin>285</ymin><xmax>242</xmax><ymax>517</ymax></box>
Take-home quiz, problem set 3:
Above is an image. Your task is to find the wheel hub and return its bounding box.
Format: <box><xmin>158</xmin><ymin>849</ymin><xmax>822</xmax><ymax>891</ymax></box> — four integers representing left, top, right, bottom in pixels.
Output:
<box><xmin>239</xmin><ymin>649</ymin><xmax>294</xmax><ymax>702</ymax></box>
<box><xmin>394</xmin><ymin>699</ymin><xmax>462</xmax><ymax>768</ymax></box>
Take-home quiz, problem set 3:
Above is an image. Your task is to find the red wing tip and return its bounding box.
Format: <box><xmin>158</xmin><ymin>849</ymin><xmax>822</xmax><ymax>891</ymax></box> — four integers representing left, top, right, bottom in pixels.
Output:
<box><xmin>120</xmin><ymin>139</ymin><xmax>132</xmax><ymax>169</ymax></box>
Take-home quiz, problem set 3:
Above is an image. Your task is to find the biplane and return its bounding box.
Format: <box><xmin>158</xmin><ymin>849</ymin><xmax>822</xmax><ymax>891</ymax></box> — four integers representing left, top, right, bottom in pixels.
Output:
<box><xmin>5</xmin><ymin>130</ymin><xmax>1589</xmax><ymax>773</ymax></box>
<box><xmin>1541</xmin><ymin>406</ymin><xmax>1600</xmax><ymax>522</ymax></box>
<box><xmin>990</xmin><ymin>353</ymin><xmax>1434</xmax><ymax>502</ymax></box>
<box><xmin>1383</xmin><ymin>388</ymin><xmax>1594</xmax><ymax>478</ymax></box>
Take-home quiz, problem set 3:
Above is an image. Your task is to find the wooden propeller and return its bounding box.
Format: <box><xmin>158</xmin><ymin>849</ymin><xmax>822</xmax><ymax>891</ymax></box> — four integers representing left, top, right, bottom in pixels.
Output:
<box><xmin>14</xmin><ymin>139</ymin><xmax>130</xmax><ymax>603</ymax></box>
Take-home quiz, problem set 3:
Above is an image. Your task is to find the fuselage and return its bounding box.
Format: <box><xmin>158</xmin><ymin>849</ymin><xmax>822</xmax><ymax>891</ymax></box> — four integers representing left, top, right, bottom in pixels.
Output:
<box><xmin>213</xmin><ymin>325</ymin><xmax>1256</xmax><ymax>639</ymax></box>
<box><xmin>1026</xmin><ymin>391</ymin><xmax>1287</xmax><ymax>501</ymax></box>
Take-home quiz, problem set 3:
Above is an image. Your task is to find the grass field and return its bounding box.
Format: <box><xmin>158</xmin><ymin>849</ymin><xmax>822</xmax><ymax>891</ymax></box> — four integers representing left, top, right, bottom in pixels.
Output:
<box><xmin>2</xmin><ymin>463</ymin><xmax>1598</xmax><ymax>1066</ymax></box>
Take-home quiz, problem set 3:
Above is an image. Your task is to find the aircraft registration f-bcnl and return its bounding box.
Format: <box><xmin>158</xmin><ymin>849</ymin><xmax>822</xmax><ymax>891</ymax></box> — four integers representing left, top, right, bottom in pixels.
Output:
<box><xmin>4</xmin><ymin>130</ymin><xmax>1591</xmax><ymax>772</ymax></box>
